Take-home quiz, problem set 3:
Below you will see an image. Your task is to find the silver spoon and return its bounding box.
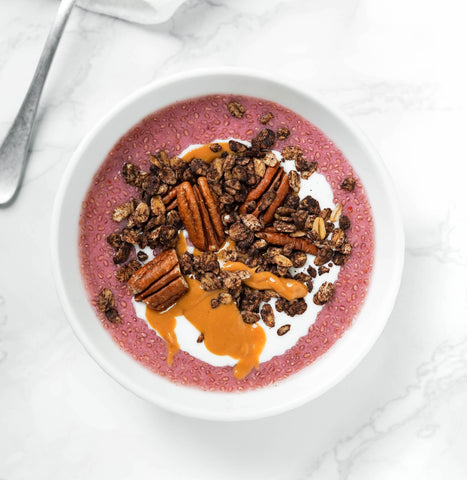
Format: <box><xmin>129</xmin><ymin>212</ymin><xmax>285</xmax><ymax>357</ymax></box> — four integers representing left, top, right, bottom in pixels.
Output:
<box><xmin>0</xmin><ymin>0</ymin><xmax>76</xmax><ymax>206</ymax></box>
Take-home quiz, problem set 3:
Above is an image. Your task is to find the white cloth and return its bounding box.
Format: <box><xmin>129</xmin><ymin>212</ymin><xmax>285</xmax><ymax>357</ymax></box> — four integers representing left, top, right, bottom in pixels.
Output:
<box><xmin>77</xmin><ymin>0</ymin><xmax>188</xmax><ymax>24</ymax></box>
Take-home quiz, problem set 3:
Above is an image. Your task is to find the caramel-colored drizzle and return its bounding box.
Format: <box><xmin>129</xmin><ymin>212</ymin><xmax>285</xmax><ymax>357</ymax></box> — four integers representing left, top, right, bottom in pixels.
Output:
<box><xmin>145</xmin><ymin>246</ymin><xmax>307</xmax><ymax>378</ymax></box>
<box><xmin>182</xmin><ymin>141</ymin><xmax>231</xmax><ymax>163</ymax></box>
<box><xmin>145</xmin><ymin>277</ymin><xmax>266</xmax><ymax>379</ymax></box>
<box><xmin>222</xmin><ymin>262</ymin><xmax>308</xmax><ymax>301</ymax></box>
<box><xmin>144</xmin><ymin>141</ymin><xmax>308</xmax><ymax>379</ymax></box>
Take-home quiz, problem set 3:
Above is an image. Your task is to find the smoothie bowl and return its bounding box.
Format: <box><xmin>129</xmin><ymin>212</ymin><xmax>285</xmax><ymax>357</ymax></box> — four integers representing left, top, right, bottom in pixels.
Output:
<box><xmin>52</xmin><ymin>69</ymin><xmax>404</xmax><ymax>420</ymax></box>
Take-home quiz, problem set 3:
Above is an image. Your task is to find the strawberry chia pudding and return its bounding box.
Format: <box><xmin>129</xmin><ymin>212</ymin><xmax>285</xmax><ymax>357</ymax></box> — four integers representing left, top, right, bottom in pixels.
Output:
<box><xmin>79</xmin><ymin>94</ymin><xmax>374</xmax><ymax>392</ymax></box>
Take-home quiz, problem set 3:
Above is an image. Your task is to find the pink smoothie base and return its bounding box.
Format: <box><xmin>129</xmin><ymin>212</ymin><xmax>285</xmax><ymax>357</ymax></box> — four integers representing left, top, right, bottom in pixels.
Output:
<box><xmin>79</xmin><ymin>94</ymin><xmax>374</xmax><ymax>392</ymax></box>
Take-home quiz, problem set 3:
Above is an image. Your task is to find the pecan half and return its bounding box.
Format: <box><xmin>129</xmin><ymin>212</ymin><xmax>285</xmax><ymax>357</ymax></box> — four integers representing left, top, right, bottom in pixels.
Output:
<box><xmin>239</xmin><ymin>164</ymin><xmax>280</xmax><ymax>214</ymax></box>
<box><xmin>256</xmin><ymin>231</ymin><xmax>318</xmax><ymax>255</ymax></box>
<box><xmin>176</xmin><ymin>179</ymin><xmax>225</xmax><ymax>252</ymax></box>
<box><xmin>128</xmin><ymin>249</ymin><xmax>188</xmax><ymax>311</ymax></box>
<box><xmin>239</xmin><ymin>165</ymin><xmax>290</xmax><ymax>224</ymax></box>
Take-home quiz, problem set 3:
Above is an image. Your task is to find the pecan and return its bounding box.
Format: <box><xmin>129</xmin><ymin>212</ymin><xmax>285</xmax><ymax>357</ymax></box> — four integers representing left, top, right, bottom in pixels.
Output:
<box><xmin>228</xmin><ymin>101</ymin><xmax>245</xmax><ymax>118</ymax></box>
<box><xmin>197</xmin><ymin>177</ymin><xmax>226</xmax><ymax>247</ymax></box>
<box><xmin>197</xmin><ymin>332</ymin><xmax>205</xmax><ymax>343</ymax></box>
<box><xmin>128</xmin><ymin>249</ymin><xmax>188</xmax><ymax>311</ymax></box>
<box><xmin>239</xmin><ymin>164</ymin><xmax>280</xmax><ymax>214</ymax></box>
<box><xmin>261</xmin><ymin>172</ymin><xmax>290</xmax><ymax>224</ymax></box>
<box><xmin>256</xmin><ymin>231</ymin><xmax>318</xmax><ymax>255</ymax></box>
<box><xmin>176</xmin><ymin>180</ymin><xmax>225</xmax><ymax>252</ymax></box>
<box><xmin>162</xmin><ymin>188</ymin><xmax>177</xmax><ymax>206</ymax></box>
<box><xmin>193</xmin><ymin>183</ymin><xmax>219</xmax><ymax>251</ymax></box>
<box><xmin>341</xmin><ymin>177</ymin><xmax>356</xmax><ymax>191</ymax></box>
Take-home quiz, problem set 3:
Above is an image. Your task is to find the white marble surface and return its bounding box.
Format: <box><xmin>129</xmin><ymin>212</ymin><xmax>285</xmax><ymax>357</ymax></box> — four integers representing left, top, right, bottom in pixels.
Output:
<box><xmin>1</xmin><ymin>0</ymin><xmax>466</xmax><ymax>478</ymax></box>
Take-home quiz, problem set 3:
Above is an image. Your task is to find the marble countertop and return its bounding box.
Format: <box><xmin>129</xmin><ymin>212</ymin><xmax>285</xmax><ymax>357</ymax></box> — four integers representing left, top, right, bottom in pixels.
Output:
<box><xmin>1</xmin><ymin>0</ymin><xmax>466</xmax><ymax>478</ymax></box>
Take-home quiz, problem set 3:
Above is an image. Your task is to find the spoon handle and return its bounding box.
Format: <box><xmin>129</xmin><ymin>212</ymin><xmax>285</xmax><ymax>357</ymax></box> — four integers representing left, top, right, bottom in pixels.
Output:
<box><xmin>0</xmin><ymin>0</ymin><xmax>76</xmax><ymax>206</ymax></box>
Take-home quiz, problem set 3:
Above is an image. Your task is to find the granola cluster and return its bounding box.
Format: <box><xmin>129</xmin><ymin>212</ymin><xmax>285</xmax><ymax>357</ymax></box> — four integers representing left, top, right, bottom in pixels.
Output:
<box><xmin>101</xmin><ymin>100</ymin><xmax>355</xmax><ymax>335</ymax></box>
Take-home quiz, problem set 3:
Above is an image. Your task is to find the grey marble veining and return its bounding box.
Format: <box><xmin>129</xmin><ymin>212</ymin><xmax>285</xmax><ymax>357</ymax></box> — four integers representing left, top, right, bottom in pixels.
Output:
<box><xmin>1</xmin><ymin>0</ymin><xmax>466</xmax><ymax>478</ymax></box>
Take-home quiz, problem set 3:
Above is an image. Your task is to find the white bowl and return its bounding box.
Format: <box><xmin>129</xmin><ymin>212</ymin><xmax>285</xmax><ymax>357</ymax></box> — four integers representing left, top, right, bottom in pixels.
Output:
<box><xmin>51</xmin><ymin>68</ymin><xmax>404</xmax><ymax>421</ymax></box>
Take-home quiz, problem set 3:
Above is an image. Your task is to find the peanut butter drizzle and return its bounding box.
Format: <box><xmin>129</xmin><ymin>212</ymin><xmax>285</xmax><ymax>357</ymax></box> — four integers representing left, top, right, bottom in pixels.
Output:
<box><xmin>182</xmin><ymin>142</ymin><xmax>230</xmax><ymax>163</ymax></box>
<box><xmin>145</xmin><ymin>278</ymin><xmax>266</xmax><ymax>379</ymax></box>
<box><xmin>222</xmin><ymin>262</ymin><xmax>309</xmax><ymax>301</ymax></box>
<box><xmin>144</xmin><ymin>141</ymin><xmax>307</xmax><ymax>379</ymax></box>
<box><xmin>147</xmin><ymin>233</ymin><xmax>265</xmax><ymax>379</ymax></box>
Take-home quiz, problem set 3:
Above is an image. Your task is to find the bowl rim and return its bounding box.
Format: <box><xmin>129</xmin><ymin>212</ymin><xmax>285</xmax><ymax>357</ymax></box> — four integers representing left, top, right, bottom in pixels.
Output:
<box><xmin>51</xmin><ymin>66</ymin><xmax>405</xmax><ymax>421</ymax></box>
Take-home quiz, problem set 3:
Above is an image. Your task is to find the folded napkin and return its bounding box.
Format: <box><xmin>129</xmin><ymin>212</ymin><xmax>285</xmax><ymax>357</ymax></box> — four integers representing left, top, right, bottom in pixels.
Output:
<box><xmin>77</xmin><ymin>0</ymin><xmax>188</xmax><ymax>24</ymax></box>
